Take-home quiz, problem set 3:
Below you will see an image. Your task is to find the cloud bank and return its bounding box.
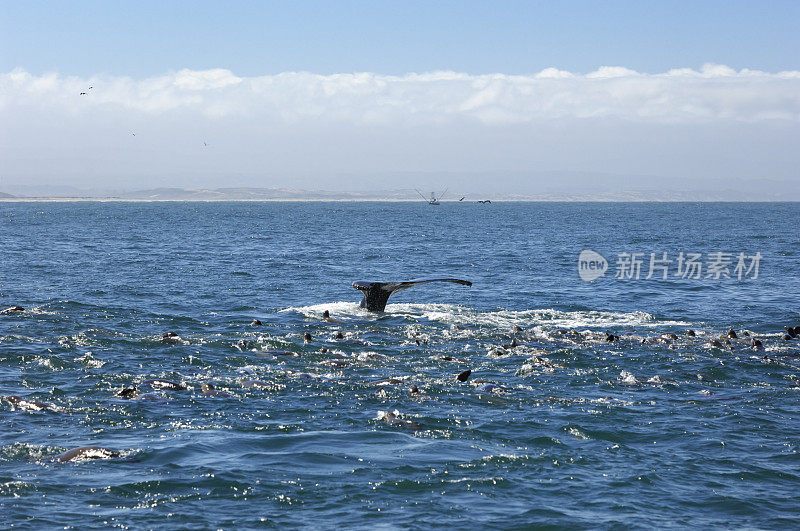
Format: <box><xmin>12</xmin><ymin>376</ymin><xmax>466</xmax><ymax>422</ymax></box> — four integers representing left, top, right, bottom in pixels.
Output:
<box><xmin>1</xmin><ymin>65</ymin><xmax>798</xmax><ymax>193</ymax></box>
<box><xmin>3</xmin><ymin>64</ymin><xmax>799</xmax><ymax>124</ymax></box>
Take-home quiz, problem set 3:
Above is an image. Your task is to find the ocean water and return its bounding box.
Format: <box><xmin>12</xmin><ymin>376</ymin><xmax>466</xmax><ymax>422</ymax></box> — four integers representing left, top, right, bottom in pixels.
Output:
<box><xmin>1</xmin><ymin>201</ymin><xmax>798</xmax><ymax>529</ymax></box>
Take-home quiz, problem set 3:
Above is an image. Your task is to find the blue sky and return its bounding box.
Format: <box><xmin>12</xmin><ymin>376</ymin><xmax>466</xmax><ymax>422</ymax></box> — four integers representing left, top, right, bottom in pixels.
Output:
<box><xmin>1</xmin><ymin>1</ymin><xmax>799</xmax><ymax>196</ymax></box>
<box><xmin>3</xmin><ymin>0</ymin><xmax>798</xmax><ymax>76</ymax></box>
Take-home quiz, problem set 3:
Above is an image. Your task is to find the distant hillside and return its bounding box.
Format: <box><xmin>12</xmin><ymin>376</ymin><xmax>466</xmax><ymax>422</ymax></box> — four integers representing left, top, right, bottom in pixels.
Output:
<box><xmin>1</xmin><ymin>184</ymin><xmax>798</xmax><ymax>202</ymax></box>
<box><xmin>117</xmin><ymin>187</ymin><xmax>422</xmax><ymax>201</ymax></box>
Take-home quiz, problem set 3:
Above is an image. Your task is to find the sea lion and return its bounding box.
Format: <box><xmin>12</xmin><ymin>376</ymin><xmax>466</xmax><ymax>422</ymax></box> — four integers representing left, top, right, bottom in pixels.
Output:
<box><xmin>240</xmin><ymin>378</ymin><xmax>270</xmax><ymax>389</ymax></box>
<box><xmin>377</xmin><ymin>410</ymin><xmax>421</xmax><ymax>430</ymax></box>
<box><xmin>502</xmin><ymin>338</ymin><xmax>518</xmax><ymax>349</ymax></box>
<box><xmin>477</xmin><ymin>384</ymin><xmax>505</xmax><ymax>395</ymax></box>
<box><xmin>709</xmin><ymin>339</ymin><xmax>723</xmax><ymax>348</ymax></box>
<box><xmin>52</xmin><ymin>446</ymin><xmax>119</xmax><ymax>462</ymax></box>
<box><xmin>115</xmin><ymin>387</ymin><xmax>139</xmax><ymax>399</ymax></box>
<box><xmin>160</xmin><ymin>332</ymin><xmax>184</xmax><ymax>345</ymax></box>
<box><xmin>114</xmin><ymin>387</ymin><xmax>160</xmax><ymax>401</ymax></box>
<box><xmin>4</xmin><ymin>395</ymin><xmax>57</xmax><ymax>412</ymax></box>
<box><xmin>141</xmin><ymin>379</ymin><xmax>187</xmax><ymax>391</ymax></box>
<box><xmin>685</xmin><ymin>329</ymin><xmax>696</xmax><ymax>337</ymax></box>
<box><xmin>303</xmin><ymin>332</ymin><xmax>312</xmax><ymax>343</ymax></box>
<box><xmin>728</xmin><ymin>329</ymin><xmax>738</xmax><ymax>339</ymax></box>
<box><xmin>455</xmin><ymin>369</ymin><xmax>472</xmax><ymax>382</ymax></box>
<box><xmin>371</xmin><ymin>378</ymin><xmax>405</xmax><ymax>386</ymax></box>
<box><xmin>201</xmin><ymin>383</ymin><xmax>231</xmax><ymax>397</ymax></box>
<box><xmin>785</xmin><ymin>326</ymin><xmax>798</xmax><ymax>338</ymax></box>
<box><xmin>0</xmin><ymin>305</ymin><xmax>25</xmax><ymax>315</ymax></box>
<box><xmin>322</xmin><ymin>310</ymin><xmax>344</xmax><ymax>324</ymax></box>
<box><xmin>605</xmin><ymin>333</ymin><xmax>619</xmax><ymax>343</ymax></box>
<box><xmin>251</xmin><ymin>319</ymin><xmax>262</xmax><ymax>326</ymax></box>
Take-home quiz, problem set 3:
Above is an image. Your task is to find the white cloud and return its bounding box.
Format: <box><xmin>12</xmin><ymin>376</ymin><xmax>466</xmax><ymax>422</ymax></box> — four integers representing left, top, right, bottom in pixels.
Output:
<box><xmin>2</xmin><ymin>65</ymin><xmax>799</xmax><ymax>124</ymax></box>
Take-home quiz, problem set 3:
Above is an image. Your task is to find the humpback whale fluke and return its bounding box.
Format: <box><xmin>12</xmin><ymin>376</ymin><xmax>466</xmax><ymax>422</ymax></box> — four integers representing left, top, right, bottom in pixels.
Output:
<box><xmin>352</xmin><ymin>277</ymin><xmax>472</xmax><ymax>312</ymax></box>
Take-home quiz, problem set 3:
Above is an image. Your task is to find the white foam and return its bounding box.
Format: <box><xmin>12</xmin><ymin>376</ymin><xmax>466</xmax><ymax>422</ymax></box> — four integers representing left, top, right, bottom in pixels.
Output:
<box><xmin>283</xmin><ymin>302</ymin><xmax>691</xmax><ymax>331</ymax></box>
<box><xmin>280</xmin><ymin>301</ymin><xmax>362</xmax><ymax>317</ymax></box>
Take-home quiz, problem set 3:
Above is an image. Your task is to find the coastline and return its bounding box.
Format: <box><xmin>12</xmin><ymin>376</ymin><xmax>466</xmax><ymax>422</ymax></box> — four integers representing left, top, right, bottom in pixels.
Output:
<box><xmin>0</xmin><ymin>197</ymin><xmax>796</xmax><ymax>203</ymax></box>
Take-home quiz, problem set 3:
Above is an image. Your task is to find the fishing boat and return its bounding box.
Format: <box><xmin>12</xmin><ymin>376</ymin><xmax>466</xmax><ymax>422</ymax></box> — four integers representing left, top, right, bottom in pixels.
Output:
<box><xmin>416</xmin><ymin>188</ymin><xmax>447</xmax><ymax>205</ymax></box>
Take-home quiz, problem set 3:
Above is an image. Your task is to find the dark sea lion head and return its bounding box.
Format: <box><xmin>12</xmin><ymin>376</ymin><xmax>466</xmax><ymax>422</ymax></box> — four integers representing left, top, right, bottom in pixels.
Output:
<box><xmin>727</xmin><ymin>329</ymin><xmax>738</xmax><ymax>339</ymax></box>
<box><xmin>323</xmin><ymin>310</ymin><xmax>330</xmax><ymax>319</ymax></box>
<box><xmin>456</xmin><ymin>369</ymin><xmax>472</xmax><ymax>382</ymax></box>
<box><xmin>160</xmin><ymin>332</ymin><xmax>183</xmax><ymax>344</ymax></box>
<box><xmin>685</xmin><ymin>329</ymin><xmax>696</xmax><ymax>337</ymax></box>
<box><xmin>334</xmin><ymin>331</ymin><xmax>344</xmax><ymax>340</ymax></box>
<box><xmin>115</xmin><ymin>387</ymin><xmax>139</xmax><ymax>399</ymax></box>
<box><xmin>250</xmin><ymin>319</ymin><xmax>262</xmax><ymax>326</ymax></box>
<box><xmin>303</xmin><ymin>332</ymin><xmax>312</xmax><ymax>343</ymax></box>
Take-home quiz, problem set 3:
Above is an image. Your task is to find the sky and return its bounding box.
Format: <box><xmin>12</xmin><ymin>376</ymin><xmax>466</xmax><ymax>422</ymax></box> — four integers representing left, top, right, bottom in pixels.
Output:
<box><xmin>1</xmin><ymin>0</ymin><xmax>799</xmax><ymax>195</ymax></box>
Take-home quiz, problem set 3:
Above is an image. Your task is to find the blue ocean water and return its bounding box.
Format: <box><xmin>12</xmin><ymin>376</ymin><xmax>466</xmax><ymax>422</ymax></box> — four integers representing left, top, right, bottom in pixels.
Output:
<box><xmin>1</xmin><ymin>201</ymin><xmax>798</xmax><ymax>528</ymax></box>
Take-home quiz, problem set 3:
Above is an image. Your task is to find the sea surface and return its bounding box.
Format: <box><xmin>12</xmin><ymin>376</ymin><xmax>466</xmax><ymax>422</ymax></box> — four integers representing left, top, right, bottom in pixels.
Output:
<box><xmin>1</xmin><ymin>201</ymin><xmax>799</xmax><ymax>529</ymax></box>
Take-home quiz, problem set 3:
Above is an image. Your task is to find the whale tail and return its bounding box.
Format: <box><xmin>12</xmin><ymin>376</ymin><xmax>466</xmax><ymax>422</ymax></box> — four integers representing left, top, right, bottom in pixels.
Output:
<box><xmin>352</xmin><ymin>278</ymin><xmax>472</xmax><ymax>312</ymax></box>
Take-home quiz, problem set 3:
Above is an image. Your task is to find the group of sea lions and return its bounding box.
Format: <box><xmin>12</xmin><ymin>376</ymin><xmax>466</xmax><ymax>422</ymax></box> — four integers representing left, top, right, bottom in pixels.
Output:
<box><xmin>3</xmin><ymin>298</ymin><xmax>799</xmax><ymax>459</ymax></box>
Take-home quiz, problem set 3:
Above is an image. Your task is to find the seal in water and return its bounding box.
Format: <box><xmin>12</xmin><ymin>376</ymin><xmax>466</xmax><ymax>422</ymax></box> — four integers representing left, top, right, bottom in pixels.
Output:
<box><xmin>455</xmin><ymin>369</ymin><xmax>472</xmax><ymax>382</ymax></box>
<box><xmin>141</xmin><ymin>379</ymin><xmax>187</xmax><ymax>391</ymax></box>
<box><xmin>52</xmin><ymin>446</ymin><xmax>120</xmax><ymax>462</ymax></box>
<box><xmin>4</xmin><ymin>395</ymin><xmax>58</xmax><ymax>412</ymax></box>
<box><xmin>352</xmin><ymin>278</ymin><xmax>472</xmax><ymax>312</ymax></box>
<box><xmin>322</xmin><ymin>310</ymin><xmax>344</xmax><ymax>324</ymax></box>
<box><xmin>161</xmin><ymin>332</ymin><xmax>185</xmax><ymax>345</ymax></box>
<box><xmin>201</xmin><ymin>383</ymin><xmax>231</xmax><ymax>397</ymax></box>
<box><xmin>0</xmin><ymin>305</ymin><xmax>25</xmax><ymax>315</ymax></box>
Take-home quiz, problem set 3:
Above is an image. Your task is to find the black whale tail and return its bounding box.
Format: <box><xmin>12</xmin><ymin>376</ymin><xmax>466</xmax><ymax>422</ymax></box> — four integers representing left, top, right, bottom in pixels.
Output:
<box><xmin>353</xmin><ymin>278</ymin><xmax>472</xmax><ymax>312</ymax></box>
